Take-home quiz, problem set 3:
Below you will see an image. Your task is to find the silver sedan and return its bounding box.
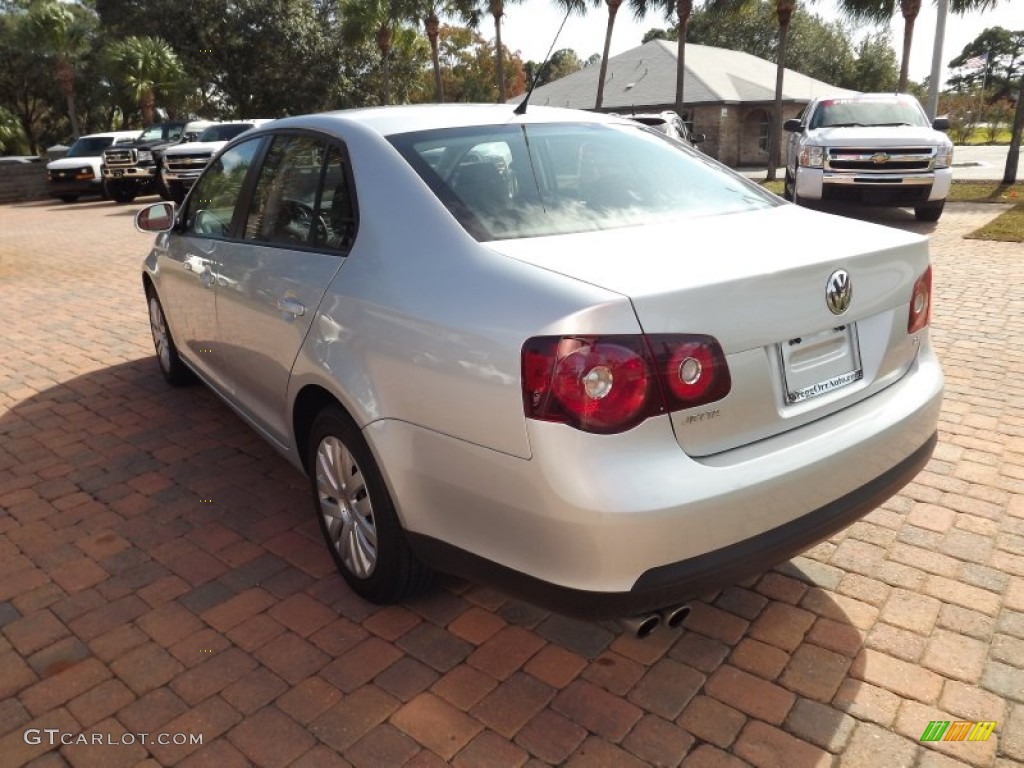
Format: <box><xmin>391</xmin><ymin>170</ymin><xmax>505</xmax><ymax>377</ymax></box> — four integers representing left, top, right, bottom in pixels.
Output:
<box><xmin>136</xmin><ymin>105</ymin><xmax>942</xmax><ymax>635</ymax></box>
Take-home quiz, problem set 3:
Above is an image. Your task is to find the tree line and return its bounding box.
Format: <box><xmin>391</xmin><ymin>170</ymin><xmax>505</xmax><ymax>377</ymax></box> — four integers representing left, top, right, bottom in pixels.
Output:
<box><xmin>0</xmin><ymin>0</ymin><xmax>1019</xmax><ymax>171</ymax></box>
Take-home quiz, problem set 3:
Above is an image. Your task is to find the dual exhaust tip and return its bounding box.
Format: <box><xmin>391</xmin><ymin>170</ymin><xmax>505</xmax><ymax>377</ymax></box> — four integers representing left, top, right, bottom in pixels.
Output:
<box><xmin>619</xmin><ymin>604</ymin><xmax>691</xmax><ymax>639</ymax></box>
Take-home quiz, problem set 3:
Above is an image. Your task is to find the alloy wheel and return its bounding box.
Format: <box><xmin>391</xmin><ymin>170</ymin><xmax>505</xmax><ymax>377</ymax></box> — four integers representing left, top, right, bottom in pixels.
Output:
<box><xmin>148</xmin><ymin>296</ymin><xmax>171</xmax><ymax>373</ymax></box>
<box><xmin>315</xmin><ymin>435</ymin><xmax>378</xmax><ymax>578</ymax></box>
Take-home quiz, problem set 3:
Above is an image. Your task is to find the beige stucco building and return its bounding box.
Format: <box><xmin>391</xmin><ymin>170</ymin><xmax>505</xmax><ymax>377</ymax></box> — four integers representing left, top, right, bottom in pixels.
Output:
<box><xmin>518</xmin><ymin>40</ymin><xmax>855</xmax><ymax>167</ymax></box>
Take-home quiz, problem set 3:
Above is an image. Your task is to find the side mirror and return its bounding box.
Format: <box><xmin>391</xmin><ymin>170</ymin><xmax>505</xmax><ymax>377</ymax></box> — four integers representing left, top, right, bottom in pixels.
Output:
<box><xmin>783</xmin><ymin>119</ymin><xmax>803</xmax><ymax>133</ymax></box>
<box><xmin>932</xmin><ymin>116</ymin><xmax>950</xmax><ymax>131</ymax></box>
<box><xmin>690</xmin><ymin>133</ymin><xmax>706</xmax><ymax>144</ymax></box>
<box><xmin>135</xmin><ymin>202</ymin><xmax>175</xmax><ymax>233</ymax></box>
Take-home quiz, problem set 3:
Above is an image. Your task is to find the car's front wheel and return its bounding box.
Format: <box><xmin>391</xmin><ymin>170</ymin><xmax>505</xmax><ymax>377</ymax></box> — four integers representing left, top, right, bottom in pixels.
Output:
<box><xmin>914</xmin><ymin>201</ymin><xmax>944</xmax><ymax>222</ymax></box>
<box><xmin>309</xmin><ymin>406</ymin><xmax>432</xmax><ymax>604</ymax></box>
<box><xmin>147</xmin><ymin>289</ymin><xmax>192</xmax><ymax>385</ymax></box>
<box><xmin>58</xmin><ymin>195</ymin><xmax>79</xmax><ymax>203</ymax></box>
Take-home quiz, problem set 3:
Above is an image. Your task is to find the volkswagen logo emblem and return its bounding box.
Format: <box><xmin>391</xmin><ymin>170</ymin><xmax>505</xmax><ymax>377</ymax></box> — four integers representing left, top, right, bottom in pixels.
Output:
<box><xmin>826</xmin><ymin>269</ymin><xmax>852</xmax><ymax>315</ymax></box>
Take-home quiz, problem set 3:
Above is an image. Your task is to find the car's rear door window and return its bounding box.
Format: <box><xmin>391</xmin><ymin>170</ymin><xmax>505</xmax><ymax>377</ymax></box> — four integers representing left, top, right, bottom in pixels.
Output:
<box><xmin>243</xmin><ymin>136</ymin><xmax>355</xmax><ymax>252</ymax></box>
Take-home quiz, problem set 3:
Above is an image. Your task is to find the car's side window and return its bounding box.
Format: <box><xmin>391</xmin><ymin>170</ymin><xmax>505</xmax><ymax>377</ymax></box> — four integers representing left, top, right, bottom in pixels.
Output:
<box><xmin>184</xmin><ymin>138</ymin><xmax>262</xmax><ymax>238</ymax></box>
<box><xmin>244</xmin><ymin>136</ymin><xmax>325</xmax><ymax>247</ymax></box>
<box><xmin>313</xmin><ymin>145</ymin><xmax>356</xmax><ymax>251</ymax></box>
<box><xmin>241</xmin><ymin>136</ymin><xmax>356</xmax><ymax>253</ymax></box>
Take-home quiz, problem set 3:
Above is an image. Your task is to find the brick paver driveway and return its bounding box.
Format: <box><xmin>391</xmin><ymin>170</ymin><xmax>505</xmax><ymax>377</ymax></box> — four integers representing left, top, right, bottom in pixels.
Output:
<box><xmin>1</xmin><ymin>196</ymin><xmax>1022</xmax><ymax>767</ymax></box>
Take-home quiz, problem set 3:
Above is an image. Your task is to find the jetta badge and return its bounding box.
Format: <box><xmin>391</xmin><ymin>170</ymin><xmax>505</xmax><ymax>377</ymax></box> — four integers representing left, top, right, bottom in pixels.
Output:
<box><xmin>826</xmin><ymin>269</ymin><xmax>852</xmax><ymax>315</ymax></box>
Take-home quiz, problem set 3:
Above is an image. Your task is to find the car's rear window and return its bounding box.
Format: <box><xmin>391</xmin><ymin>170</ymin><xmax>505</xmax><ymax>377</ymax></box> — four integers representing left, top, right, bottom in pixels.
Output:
<box><xmin>388</xmin><ymin>123</ymin><xmax>778</xmax><ymax>241</ymax></box>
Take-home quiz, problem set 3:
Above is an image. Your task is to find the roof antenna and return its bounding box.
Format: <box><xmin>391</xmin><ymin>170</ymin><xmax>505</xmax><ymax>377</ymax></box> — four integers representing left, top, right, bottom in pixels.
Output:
<box><xmin>515</xmin><ymin>5</ymin><xmax>573</xmax><ymax>116</ymax></box>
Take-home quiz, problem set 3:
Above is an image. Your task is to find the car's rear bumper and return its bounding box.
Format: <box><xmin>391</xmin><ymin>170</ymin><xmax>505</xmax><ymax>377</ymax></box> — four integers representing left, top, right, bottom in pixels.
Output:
<box><xmin>367</xmin><ymin>342</ymin><xmax>943</xmax><ymax>618</ymax></box>
<box><xmin>407</xmin><ymin>430</ymin><xmax>936</xmax><ymax>619</ymax></box>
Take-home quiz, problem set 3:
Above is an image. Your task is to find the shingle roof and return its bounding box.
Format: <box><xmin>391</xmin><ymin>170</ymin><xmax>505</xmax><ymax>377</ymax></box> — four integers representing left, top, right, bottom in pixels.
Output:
<box><xmin>519</xmin><ymin>39</ymin><xmax>856</xmax><ymax>110</ymax></box>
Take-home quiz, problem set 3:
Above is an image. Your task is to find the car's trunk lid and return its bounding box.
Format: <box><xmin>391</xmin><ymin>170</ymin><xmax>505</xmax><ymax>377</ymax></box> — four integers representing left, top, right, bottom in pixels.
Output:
<box><xmin>488</xmin><ymin>205</ymin><xmax>930</xmax><ymax>456</ymax></box>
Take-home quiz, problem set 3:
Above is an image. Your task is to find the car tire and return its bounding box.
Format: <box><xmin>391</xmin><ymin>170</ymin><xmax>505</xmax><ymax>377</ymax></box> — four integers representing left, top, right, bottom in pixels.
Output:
<box><xmin>109</xmin><ymin>182</ymin><xmax>136</xmax><ymax>204</ymax></box>
<box><xmin>308</xmin><ymin>406</ymin><xmax>432</xmax><ymax>604</ymax></box>
<box><xmin>58</xmin><ymin>195</ymin><xmax>79</xmax><ymax>203</ymax></box>
<box><xmin>146</xmin><ymin>289</ymin><xmax>192</xmax><ymax>386</ymax></box>
<box><xmin>783</xmin><ymin>170</ymin><xmax>794</xmax><ymax>201</ymax></box>
<box><xmin>914</xmin><ymin>202</ymin><xmax>944</xmax><ymax>222</ymax></box>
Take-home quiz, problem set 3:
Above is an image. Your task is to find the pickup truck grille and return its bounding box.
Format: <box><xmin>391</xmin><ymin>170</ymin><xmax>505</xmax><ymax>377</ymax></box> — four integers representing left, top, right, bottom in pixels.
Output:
<box><xmin>826</xmin><ymin>147</ymin><xmax>934</xmax><ymax>173</ymax></box>
<box><xmin>104</xmin><ymin>148</ymin><xmax>136</xmax><ymax>167</ymax></box>
<box><xmin>165</xmin><ymin>153</ymin><xmax>212</xmax><ymax>171</ymax></box>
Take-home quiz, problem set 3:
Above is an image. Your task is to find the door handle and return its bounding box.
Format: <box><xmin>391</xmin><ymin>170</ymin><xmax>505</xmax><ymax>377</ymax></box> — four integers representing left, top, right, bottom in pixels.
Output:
<box><xmin>276</xmin><ymin>298</ymin><xmax>306</xmax><ymax>317</ymax></box>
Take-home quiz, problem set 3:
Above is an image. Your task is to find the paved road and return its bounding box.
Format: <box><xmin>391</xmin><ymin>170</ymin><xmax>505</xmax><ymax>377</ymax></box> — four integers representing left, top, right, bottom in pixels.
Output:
<box><xmin>1</xmin><ymin>197</ymin><xmax>1023</xmax><ymax>767</ymax></box>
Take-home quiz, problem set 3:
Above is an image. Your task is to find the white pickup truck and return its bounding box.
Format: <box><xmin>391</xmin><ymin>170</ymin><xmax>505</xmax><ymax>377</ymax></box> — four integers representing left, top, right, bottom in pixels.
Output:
<box><xmin>783</xmin><ymin>93</ymin><xmax>954</xmax><ymax>222</ymax></box>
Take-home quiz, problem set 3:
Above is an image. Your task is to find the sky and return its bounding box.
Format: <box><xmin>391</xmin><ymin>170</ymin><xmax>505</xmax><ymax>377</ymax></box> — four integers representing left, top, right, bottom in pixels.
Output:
<box><xmin>497</xmin><ymin>1</ymin><xmax>1023</xmax><ymax>87</ymax></box>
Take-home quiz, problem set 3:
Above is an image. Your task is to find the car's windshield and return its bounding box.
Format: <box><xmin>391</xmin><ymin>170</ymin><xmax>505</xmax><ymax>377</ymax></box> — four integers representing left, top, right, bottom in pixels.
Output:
<box><xmin>388</xmin><ymin>122</ymin><xmax>777</xmax><ymax>242</ymax></box>
<box><xmin>810</xmin><ymin>98</ymin><xmax>929</xmax><ymax>129</ymax></box>
<box><xmin>65</xmin><ymin>137</ymin><xmax>114</xmax><ymax>157</ymax></box>
<box><xmin>198</xmin><ymin>124</ymin><xmax>254</xmax><ymax>142</ymax></box>
<box><xmin>138</xmin><ymin>123</ymin><xmax>185</xmax><ymax>142</ymax></box>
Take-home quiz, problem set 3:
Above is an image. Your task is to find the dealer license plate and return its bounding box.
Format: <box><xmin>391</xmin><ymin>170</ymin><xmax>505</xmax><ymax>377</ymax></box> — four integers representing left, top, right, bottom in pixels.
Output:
<box><xmin>779</xmin><ymin>324</ymin><xmax>862</xmax><ymax>404</ymax></box>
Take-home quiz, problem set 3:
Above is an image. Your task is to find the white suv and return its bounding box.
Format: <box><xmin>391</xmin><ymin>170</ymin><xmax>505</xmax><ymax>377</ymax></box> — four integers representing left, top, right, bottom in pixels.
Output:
<box><xmin>46</xmin><ymin>131</ymin><xmax>139</xmax><ymax>203</ymax></box>
<box><xmin>784</xmin><ymin>93</ymin><xmax>954</xmax><ymax>222</ymax></box>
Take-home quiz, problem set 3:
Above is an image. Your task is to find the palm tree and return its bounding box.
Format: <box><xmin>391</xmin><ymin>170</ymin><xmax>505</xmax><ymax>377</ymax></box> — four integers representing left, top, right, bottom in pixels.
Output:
<box><xmin>477</xmin><ymin>0</ymin><xmax>524</xmax><ymax>102</ymax></box>
<box><xmin>670</xmin><ymin>0</ymin><xmax>696</xmax><ymax>115</ymax></box>
<box><xmin>342</xmin><ymin>0</ymin><xmax>413</xmax><ymax>105</ymax></box>
<box><xmin>593</xmin><ymin>0</ymin><xmax>650</xmax><ymax>109</ymax></box>
<box><xmin>416</xmin><ymin>0</ymin><xmax>476</xmax><ymax>102</ymax></box>
<box><xmin>106</xmin><ymin>37</ymin><xmax>185</xmax><ymax>126</ymax></box>
<box><xmin>646</xmin><ymin>0</ymin><xmax>699</xmax><ymax>119</ymax></box>
<box><xmin>707</xmin><ymin>0</ymin><xmax>795</xmax><ymax>180</ymax></box>
<box><xmin>29</xmin><ymin>1</ymin><xmax>94</xmax><ymax>138</ymax></box>
<box><xmin>838</xmin><ymin>0</ymin><xmax>999</xmax><ymax>93</ymax></box>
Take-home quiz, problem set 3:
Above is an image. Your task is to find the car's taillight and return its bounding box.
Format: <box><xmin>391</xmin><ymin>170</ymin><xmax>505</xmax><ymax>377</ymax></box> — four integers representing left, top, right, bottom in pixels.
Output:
<box><xmin>522</xmin><ymin>334</ymin><xmax>731</xmax><ymax>434</ymax></box>
<box><xmin>908</xmin><ymin>266</ymin><xmax>932</xmax><ymax>335</ymax></box>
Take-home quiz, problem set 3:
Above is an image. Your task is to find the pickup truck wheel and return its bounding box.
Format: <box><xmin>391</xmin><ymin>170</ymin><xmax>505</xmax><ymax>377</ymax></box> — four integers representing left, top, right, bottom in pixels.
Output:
<box><xmin>157</xmin><ymin>177</ymin><xmax>173</xmax><ymax>201</ymax></box>
<box><xmin>914</xmin><ymin>202</ymin><xmax>944</xmax><ymax>222</ymax></box>
<box><xmin>58</xmin><ymin>195</ymin><xmax>79</xmax><ymax>203</ymax></box>
<box><xmin>309</xmin><ymin>406</ymin><xmax>433</xmax><ymax>604</ymax></box>
<box><xmin>109</xmin><ymin>182</ymin><xmax>136</xmax><ymax>204</ymax></box>
<box><xmin>783</xmin><ymin>171</ymin><xmax>794</xmax><ymax>201</ymax></box>
<box><xmin>168</xmin><ymin>181</ymin><xmax>186</xmax><ymax>205</ymax></box>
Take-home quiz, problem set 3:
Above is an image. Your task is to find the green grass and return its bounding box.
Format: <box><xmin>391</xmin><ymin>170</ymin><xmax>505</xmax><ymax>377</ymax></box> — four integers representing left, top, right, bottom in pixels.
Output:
<box><xmin>949</xmin><ymin>182</ymin><xmax>1024</xmax><ymax>241</ymax></box>
<box><xmin>966</xmin><ymin>204</ymin><xmax>1024</xmax><ymax>242</ymax></box>
<box><xmin>947</xmin><ymin>180</ymin><xmax>1024</xmax><ymax>203</ymax></box>
<box><xmin>959</xmin><ymin>129</ymin><xmax>1012</xmax><ymax>145</ymax></box>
